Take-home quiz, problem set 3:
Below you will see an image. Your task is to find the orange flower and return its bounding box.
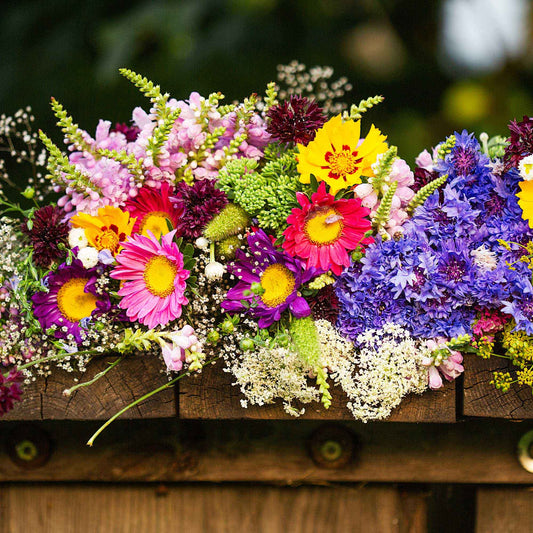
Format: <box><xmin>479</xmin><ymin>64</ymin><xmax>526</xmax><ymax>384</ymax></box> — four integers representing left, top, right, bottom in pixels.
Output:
<box><xmin>71</xmin><ymin>206</ymin><xmax>135</xmax><ymax>256</ymax></box>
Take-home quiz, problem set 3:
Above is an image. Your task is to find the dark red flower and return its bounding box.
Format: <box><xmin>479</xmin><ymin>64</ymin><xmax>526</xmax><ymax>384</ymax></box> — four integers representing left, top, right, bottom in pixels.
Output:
<box><xmin>266</xmin><ymin>96</ymin><xmax>327</xmax><ymax>146</ymax></box>
<box><xmin>21</xmin><ymin>205</ymin><xmax>69</xmax><ymax>268</ymax></box>
<box><xmin>173</xmin><ymin>180</ymin><xmax>228</xmax><ymax>238</ymax></box>
<box><xmin>504</xmin><ymin>115</ymin><xmax>533</xmax><ymax>170</ymax></box>
<box><xmin>309</xmin><ymin>285</ymin><xmax>339</xmax><ymax>324</ymax></box>
<box><xmin>0</xmin><ymin>369</ymin><xmax>23</xmax><ymax>417</ymax></box>
<box><xmin>112</xmin><ymin>122</ymin><xmax>140</xmax><ymax>142</ymax></box>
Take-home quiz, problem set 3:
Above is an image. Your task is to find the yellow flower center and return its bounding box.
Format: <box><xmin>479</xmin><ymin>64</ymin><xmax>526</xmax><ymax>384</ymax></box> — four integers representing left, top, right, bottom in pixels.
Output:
<box><xmin>260</xmin><ymin>264</ymin><xmax>295</xmax><ymax>308</ymax></box>
<box><xmin>304</xmin><ymin>207</ymin><xmax>344</xmax><ymax>245</ymax></box>
<box><xmin>325</xmin><ymin>145</ymin><xmax>362</xmax><ymax>180</ymax></box>
<box><xmin>94</xmin><ymin>225</ymin><xmax>125</xmax><ymax>254</ymax></box>
<box><xmin>139</xmin><ymin>211</ymin><xmax>172</xmax><ymax>239</ymax></box>
<box><xmin>56</xmin><ymin>278</ymin><xmax>99</xmax><ymax>323</ymax></box>
<box><xmin>143</xmin><ymin>255</ymin><xmax>177</xmax><ymax>298</ymax></box>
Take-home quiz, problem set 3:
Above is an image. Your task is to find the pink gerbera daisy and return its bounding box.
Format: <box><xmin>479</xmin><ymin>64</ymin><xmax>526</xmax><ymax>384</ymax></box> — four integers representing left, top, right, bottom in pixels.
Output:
<box><xmin>124</xmin><ymin>182</ymin><xmax>184</xmax><ymax>239</ymax></box>
<box><xmin>110</xmin><ymin>230</ymin><xmax>190</xmax><ymax>328</ymax></box>
<box><xmin>283</xmin><ymin>181</ymin><xmax>373</xmax><ymax>275</ymax></box>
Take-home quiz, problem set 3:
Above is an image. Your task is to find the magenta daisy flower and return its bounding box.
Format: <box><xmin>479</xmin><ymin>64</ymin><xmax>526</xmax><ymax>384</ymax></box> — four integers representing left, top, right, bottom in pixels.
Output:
<box><xmin>32</xmin><ymin>260</ymin><xmax>111</xmax><ymax>342</ymax></box>
<box><xmin>124</xmin><ymin>182</ymin><xmax>184</xmax><ymax>239</ymax></box>
<box><xmin>110</xmin><ymin>230</ymin><xmax>190</xmax><ymax>328</ymax></box>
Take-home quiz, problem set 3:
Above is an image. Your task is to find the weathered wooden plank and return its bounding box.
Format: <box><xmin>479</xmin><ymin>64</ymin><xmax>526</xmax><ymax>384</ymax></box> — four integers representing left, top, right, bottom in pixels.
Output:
<box><xmin>2</xmin><ymin>355</ymin><xmax>176</xmax><ymax>421</ymax></box>
<box><xmin>1</xmin><ymin>419</ymin><xmax>532</xmax><ymax>484</ymax></box>
<box><xmin>476</xmin><ymin>488</ymin><xmax>533</xmax><ymax>533</ymax></box>
<box><xmin>0</xmin><ymin>484</ymin><xmax>406</xmax><ymax>533</ymax></box>
<box><xmin>463</xmin><ymin>354</ymin><xmax>533</xmax><ymax>419</ymax></box>
<box><xmin>178</xmin><ymin>360</ymin><xmax>456</xmax><ymax>422</ymax></box>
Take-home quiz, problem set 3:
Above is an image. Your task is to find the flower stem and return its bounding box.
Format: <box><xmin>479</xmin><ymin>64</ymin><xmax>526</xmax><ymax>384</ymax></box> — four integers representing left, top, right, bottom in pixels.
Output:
<box><xmin>11</xmin><ymin>349</ymin><xmax>100</xmax><ymax>375</ymax></box>
<box><xmin>86</xmin><ymin>357</ymin><xmax>219</xmax><ymax>447</ymax></box>
<box><xmin>63</xmin><ymin>356</ymin><xmax>124</xmax><ymax>396</ymax></box>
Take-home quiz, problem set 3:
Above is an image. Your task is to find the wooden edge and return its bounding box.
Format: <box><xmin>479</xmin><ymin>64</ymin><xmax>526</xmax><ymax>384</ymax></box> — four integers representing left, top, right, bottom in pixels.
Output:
<box><xmin>463</xmin><ymin>354</ymin><xmax>533</xmax><ymax>420</ymax></box>
<box><xmin>178</xmin><ymin>359</ymin><xmax>456</xmax><ymax>423</ymax></box>
<box><xmin>3</xmin><ymin>355</ymin><xmax>176</xmax><ymax>421</ymax></box>
<box><xmin>1</xmin><ymin>419</ymin><xmax>531</xmax><ymax>483</ymax></box>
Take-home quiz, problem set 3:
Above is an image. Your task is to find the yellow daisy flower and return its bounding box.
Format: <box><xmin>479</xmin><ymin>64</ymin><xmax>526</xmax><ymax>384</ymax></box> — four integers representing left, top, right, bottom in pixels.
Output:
<box><xmin>71</xmin><ymin>206</ymin><xmax>136</xmax><ymax>256</ymax></box>
<box><xmin>518</xmin><ymin>180</ymin><xmax>533</xmax><ymax>227</ymax></box>
<box><xmin>297</xmin><ymin>114</ymin><xmax>388</xmax><ymax>195</ymax></box>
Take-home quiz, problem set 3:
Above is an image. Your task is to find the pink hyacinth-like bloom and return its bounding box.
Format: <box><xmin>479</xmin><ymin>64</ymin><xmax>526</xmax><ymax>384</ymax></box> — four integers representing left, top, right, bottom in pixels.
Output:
<box><xmin>110</xmin><ymin>230</ymin><xmax>190</xmax><ymax>329</ymax></box>
<box><xmin>354</xmin><ymin>157</ymin><xmax>415</xmax><ymax>238</ymax></box>
<box><xmin>161</xmin><ymin>325</ymin><xmax>202</xmax><ymax>372</ymax></box>
<box><xmin>56</xmin><ymin>120</ymin><xmax>140</xmax><ymax>214</ymax></box>
<box><xmin>423</xmin><ymin>339</ymin><xmax>464</xmax><ymax>390</ymax></box>
<box><xmin>131</xmin><ymin>92</ymin><xmax>270</xmax><ymax>184</ymax></box>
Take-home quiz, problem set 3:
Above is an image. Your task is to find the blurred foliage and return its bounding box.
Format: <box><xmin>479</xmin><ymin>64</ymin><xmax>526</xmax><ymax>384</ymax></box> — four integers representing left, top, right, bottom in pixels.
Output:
<box><xmin>1</xmin><ymin>0</ymin><xmax>533</xmax><ymax>168</ymax></box>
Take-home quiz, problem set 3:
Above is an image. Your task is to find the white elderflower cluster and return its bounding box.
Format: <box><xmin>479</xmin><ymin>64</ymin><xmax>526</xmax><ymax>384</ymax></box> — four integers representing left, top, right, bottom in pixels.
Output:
<box><xmin>230</xmin><ymin>345</ymin><xmax>320</xmax><ymax>417</ymax></box>
<box><xmin>328</xmin><ymin>323</ymin><xmax>429</xmax><ymax>422</ymax></box>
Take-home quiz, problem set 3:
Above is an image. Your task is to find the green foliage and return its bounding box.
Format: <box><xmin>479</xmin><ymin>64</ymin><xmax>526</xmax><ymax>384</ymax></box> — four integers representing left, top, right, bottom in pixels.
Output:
<box><xmin>436</xmin><ymin>135</ymin><xmax>456</xmax><ymax>160</ymax></box>
<box><xmin>39</xmin><ymin>130</ymin><xmax>99</xmax><ymax>193</ymax></box>
<box><xmin>119</xmin><ymin>67</ymin><xmax>169</xmax><ymax>118</ymax></box>
<box><xmin>343</xmin><ymin>95</ymin><xmax>384</xmax><ymax>120</ymax></box>
<box><xmin>217</xmin><ymin>150</ymin><xmax>305</xmax><ymax>237</ymax></box>
<box><xmin>372</xmin><ymin>180</ymin><xmax>397</xmax><ymax>234</ymax></box>
<box><xmin>289</xmin><ymin>315</ymin><xmax>332</xmax><ymax>408</ymax></box>
<box><xmin>51</xmin><ymin>97</ymin><xmax>93</xmax><ymax>153</ymax></box>
<box><xmin>120</xmin><ymin>68</ymin><xmax>182</xmax><ymax>166</ymax></box>
<box><xmin>406</xmin><ymin>174</ymin><xmax>448</xmax><ymax>216</ymax></box>
<box><xmin>263</xmin><ymin>81</ymin><xmax>278</xmax><ymax>111</ymax></box>
<box><xmin>487</xmin><ymin>135</ymin><xmax>509</xmax><ymax>159</ymax></box>
<box><xmin>96</xmin><ymin>148</ymin><xmax>145</xmax><ymax>183</ymax></box>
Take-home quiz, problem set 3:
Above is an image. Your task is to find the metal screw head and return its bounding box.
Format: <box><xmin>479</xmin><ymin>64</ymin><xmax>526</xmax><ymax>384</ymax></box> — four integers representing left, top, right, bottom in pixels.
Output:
<box><xmin>5</xmin><ymin>424</ymin><xmax>52</xmax><ymax>469</ymax></box>
<box><xmin>517</xmin><ymin>429</ymin><xmax>533</xmax><ymax>473</ymax></box>
<box><xmin>308</xmin><ymin>424</ymin><xmax>357</xmax><ymax>469</ymax></box>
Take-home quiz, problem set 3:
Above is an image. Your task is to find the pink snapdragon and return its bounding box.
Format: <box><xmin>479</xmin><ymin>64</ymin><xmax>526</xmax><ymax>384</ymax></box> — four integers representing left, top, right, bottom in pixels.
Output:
<box><xmin>161</xmin><ymin>325</ymin><xmax>203</xmax><ymax>372</ymax></box>
<box><xmin>354</xmin><ymin>157</ymin><xmax>415</xmax><ymax>237</ymax></box>
<box><xmin>422</xmin><ymin>338</ymin><xmax>464</xmax><ymax>390</ymax></box>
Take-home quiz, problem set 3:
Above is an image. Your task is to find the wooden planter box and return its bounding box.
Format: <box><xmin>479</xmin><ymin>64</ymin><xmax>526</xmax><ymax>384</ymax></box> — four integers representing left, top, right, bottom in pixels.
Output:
<box><xmin>4</xmin><ymin>352</ymin><xmax>532</xmax><ymax>423</ymax></box>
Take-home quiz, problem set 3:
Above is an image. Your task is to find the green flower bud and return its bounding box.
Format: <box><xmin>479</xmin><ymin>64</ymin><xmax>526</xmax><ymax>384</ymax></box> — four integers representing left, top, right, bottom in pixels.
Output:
<box><xmin>207</xmin><ymin>330</ymin><xmax>220</xmax><ymax>344</ymax></box>
<box><xmin>220</xmin><ymin>319</ymin><xmax>235</xmax><ymax>334</ymax></box>
<box><xmin>22</xmin><ymin>187</ymin><xmax>35</xmax><ymax>199</ymax></box>
<box><xmin>240</xmin><ymin>338</ymin><xmax>255</xmax><ymax>351</ymax></box>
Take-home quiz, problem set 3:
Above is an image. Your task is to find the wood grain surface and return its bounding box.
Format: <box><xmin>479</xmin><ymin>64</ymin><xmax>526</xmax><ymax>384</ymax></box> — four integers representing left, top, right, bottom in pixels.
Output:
<box><xmin>2</xmin><ymin>355</ymin><xmax>175</xmax><ymax>421</ymax></box>
<box><xmin>1</xmin><ymin>419</ymin><xmax>533</xmax><ymax>484</ymax></box>
<box><xmin>463</xmin><ymin>354</ymin><xmax>533</xmax><ymax>419</ymax></box>
<box><xmin>0</xmin><ymin>484</ymin><xmax>413</xmax><ymax>533</ymax></box>
<box><xmin>178</xmin><ymin>359</ymin><xmax>456</xmax><ymax>422</ymax></box>
<box><xmin>476</xmin><ymin>488</ymin><xmax>533</xmax><ymax>533</ymax></box>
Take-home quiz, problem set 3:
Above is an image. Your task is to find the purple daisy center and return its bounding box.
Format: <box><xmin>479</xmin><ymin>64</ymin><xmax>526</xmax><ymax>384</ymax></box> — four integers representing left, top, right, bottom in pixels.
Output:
<box><xmin>485</xmin><ymin>193</ymin><xmax>505</xmax><ymax>216</ymax></box>
<box><xmin>519</xmin><ymin>298</ymin><xmax>533</xmax><ymax>321</ymax></box>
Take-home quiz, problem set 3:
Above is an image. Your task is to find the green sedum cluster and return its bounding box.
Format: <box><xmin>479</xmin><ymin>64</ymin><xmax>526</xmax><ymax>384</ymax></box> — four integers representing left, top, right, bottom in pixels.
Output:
<box><xmin>217</xmin><ymin>147</ymin><xmax>308</xmax><ymax>237</ymax></box>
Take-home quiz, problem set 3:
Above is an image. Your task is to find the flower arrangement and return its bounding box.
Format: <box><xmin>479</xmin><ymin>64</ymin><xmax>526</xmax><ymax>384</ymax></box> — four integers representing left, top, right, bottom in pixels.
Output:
<box><xmin>1</xmin><ymin>62</ymin><xmax>533</xmax><ymax>441</ymax></box>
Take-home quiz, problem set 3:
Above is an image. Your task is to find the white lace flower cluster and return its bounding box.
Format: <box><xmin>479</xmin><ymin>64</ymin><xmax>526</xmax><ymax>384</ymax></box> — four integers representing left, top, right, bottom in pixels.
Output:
<box><xmin>230</xmin><ymin>345</ymin><xmax>320</xmax><ymax>417</ymax></box>
<box><xmin>322</xmin><ymin>322</ymin><xmax>429</xmax><ymax>422</ymax></box>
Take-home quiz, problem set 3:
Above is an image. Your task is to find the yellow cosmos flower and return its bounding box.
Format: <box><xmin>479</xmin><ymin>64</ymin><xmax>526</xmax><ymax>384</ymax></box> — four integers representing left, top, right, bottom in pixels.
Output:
<box><xmin>517</xmin><ymin>180</ymin><xmax>533</xmax><ymax>227</ymax></box>
<box><xmin>71</xmin><ymin>206</ymin><xmax>136</xmax><ymax>256</ymax></box>
<box><xmin>297</xmin><ymin>114</ymin><xmax>388</xmax><ymax>195</ymax></box>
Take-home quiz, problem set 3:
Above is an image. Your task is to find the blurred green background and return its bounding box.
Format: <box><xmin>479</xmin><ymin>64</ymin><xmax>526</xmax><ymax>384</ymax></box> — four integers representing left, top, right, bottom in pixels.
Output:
<box><xmin>1</xmin><ymin>0</ymin><xmax>532</xmax><ymax>163</ymax></box>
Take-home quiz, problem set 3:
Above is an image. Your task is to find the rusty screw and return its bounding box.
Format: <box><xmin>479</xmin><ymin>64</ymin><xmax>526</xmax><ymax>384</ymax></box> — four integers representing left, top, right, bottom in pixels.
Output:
<box><xmin>308</xmin><ymin>424</ymin><xmax>357</xmax><ymax>469</ymax></box>
<box><xmin>6</xmin><ymin>424</ymin><xmax>52</xmax><ymax>469</ymax></box>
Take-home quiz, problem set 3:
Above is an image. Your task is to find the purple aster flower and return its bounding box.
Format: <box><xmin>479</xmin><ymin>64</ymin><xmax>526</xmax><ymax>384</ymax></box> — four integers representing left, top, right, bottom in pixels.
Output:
<box><xmin>0</xmin><ymin>369</ymin><xmax>23</xmax><ymax>416</ymax></box>
<box><xmin>221</xmin><ymin>230</ymin><xmax>316</xmax><ymax>328</ymax></box>
<box><xmin>173</xmin><ymin>180</ymin><xmax>228</xmax><ymax>238</ymax></box>
<box><xmin>32</xmin><ymin>260</ymin><xmax>111</xmax><ymax>343</ymax></box>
